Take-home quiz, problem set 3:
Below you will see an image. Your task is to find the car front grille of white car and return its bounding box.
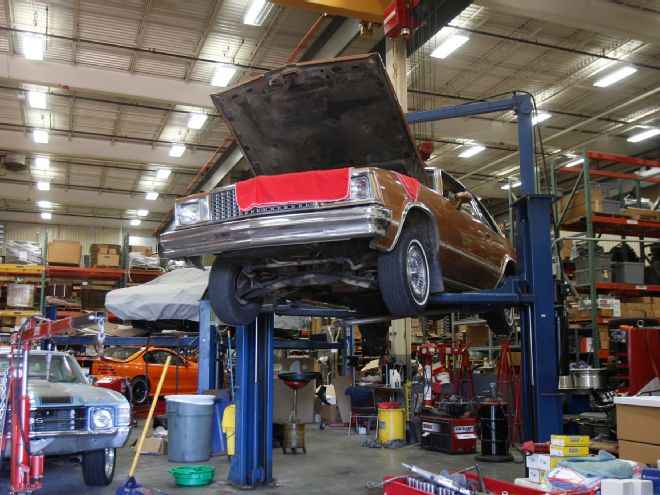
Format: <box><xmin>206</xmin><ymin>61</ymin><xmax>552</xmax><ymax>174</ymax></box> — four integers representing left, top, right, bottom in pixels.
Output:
<box><xmin>32</xmin><ymin>407</ymin><xmax>87</xmax><ymax>433</ymax></box>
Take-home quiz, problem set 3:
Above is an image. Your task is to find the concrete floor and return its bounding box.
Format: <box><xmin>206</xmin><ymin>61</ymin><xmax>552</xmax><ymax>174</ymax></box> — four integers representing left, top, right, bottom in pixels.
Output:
<box><xmin>2</xmin><ymin>425</ymin><xmax>527</xmax><ymax>495</ymax></box>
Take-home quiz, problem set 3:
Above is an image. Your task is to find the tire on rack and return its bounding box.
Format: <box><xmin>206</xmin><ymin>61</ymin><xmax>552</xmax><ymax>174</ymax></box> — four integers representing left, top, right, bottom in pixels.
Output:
<box><xmin>209</xmin><ymin>258</ymin><xmax>263</xmax><ymax>326</ymax></box>
<box><xmin>377</xmin><ymin>226</ymin><xmax>431</xmax><ymax>317</ymax></box>
<box><xmin>81</xmin><ymin>448</ymin><xmax>116</xmax><ymax>486</ymax></box>
<box><xmin>130</xmin><ymin>376</ymin><xmax>149</xmax><ymax>406</ymax></box>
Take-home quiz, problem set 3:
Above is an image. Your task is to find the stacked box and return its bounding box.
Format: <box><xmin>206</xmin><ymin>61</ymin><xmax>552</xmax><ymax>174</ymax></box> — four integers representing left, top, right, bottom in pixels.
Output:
<box><xmin>130</xmin><ymin>245</ymin><xmax>152</xmax><ymax>256</ymax></box>
<box><xmin>80</xmin><ymin>282</ymin><xmax>115</xmax><ymax>310</ymax></box>
<box><xmin>7</xmin><ymin>284</ymin><xmax>35</xmax><ymax>308</ymax></box>
<box><xmin>551</xmin><ymin>434</ymin><xmax>589</xmax><ymax>447</ymax></box>
<box><xmin>549</xmin><ymin>445</ymin><xmax>589</xmax><ymax>456</ymax></box>
<box><xmin>6</xmin><ymin>240</ymin><xmax>42</xmax><ymax>265</ymax></box>
<box><xmin>47</xmin><ymin>240</ymin><xmax>82</xmax><ymax>266</ymax></box>
<box><xmin>90</xmin><ymin>244</ymin><xmax>122</xmax><ymax>268</ymax></box>
<box><xmin>459</xmin><ymin>323</ymin><xmax>490</xmax><ymax>346</ymax></box>
<box><xmin>557</xmin><ymin>188</ymin><xmax>620</xmax><ymax>224</ymax></box>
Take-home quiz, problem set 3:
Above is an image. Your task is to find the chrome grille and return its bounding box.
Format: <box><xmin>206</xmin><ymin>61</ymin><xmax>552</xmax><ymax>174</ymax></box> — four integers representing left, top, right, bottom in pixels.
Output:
<box><xmin>32</xmin><ymin>407</ymin><xmax>87</xmax><ymax>433</ymax></box>
<box><xmin>210</xmin><ymin>188</ymin><xmax>315</xmax><ymax>222</ymax></box>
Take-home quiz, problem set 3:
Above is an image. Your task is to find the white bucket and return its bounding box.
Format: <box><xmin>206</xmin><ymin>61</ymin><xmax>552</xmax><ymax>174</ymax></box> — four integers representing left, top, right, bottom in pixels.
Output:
<box><xmin>357</xmin><ymin>426</ymin><xmax>367</xmax><ymax>435</ymax></box>
<box><xmin>165</xmin><ymin>394</ymin><xmax>215</xmax><ymax>405</ymax></box>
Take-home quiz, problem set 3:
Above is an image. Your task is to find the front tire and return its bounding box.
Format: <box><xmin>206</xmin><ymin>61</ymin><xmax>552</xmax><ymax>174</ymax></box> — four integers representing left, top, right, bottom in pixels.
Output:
<box><xmin>81</xmin><ymin>448</ymin><xmax>115</xmax><ymax>486</ymax></box>
<box><xmin>130</xmin><ymin>376</ymin><xmax>149</xmax><ymax>406</ymax></box>
<box><xmin>378</xmin><ymin>227</ymin><xmax>430</xmax><ymax>316</ymax></box>
<box><xmin>483</xmin><ymin>306</ymin><xmax>515</xmax><ymax>335</ymax></box>
<box><xmin>209</xmin><ymin>258</ymin><xmax>263</xmax><ymax>326</ymax></box>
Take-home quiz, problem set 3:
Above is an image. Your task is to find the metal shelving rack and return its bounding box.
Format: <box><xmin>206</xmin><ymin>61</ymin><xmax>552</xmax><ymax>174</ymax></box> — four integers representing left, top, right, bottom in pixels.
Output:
<box><xmin>552</xmin><ymin>151</ymin><xmax>660</xmax><ymax>366</ymax></box>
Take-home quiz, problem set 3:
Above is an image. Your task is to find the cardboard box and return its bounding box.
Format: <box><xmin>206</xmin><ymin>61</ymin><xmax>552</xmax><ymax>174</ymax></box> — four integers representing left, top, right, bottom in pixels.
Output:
<box><xmin>527</xmin><ymin>453</ymin><xmax>567</xmax><ymax>471</ymax></box>
<box><xmin>460</xmin><ymin>324</ymin><xmax>490</xmax><ymax>346</ymax></box>
<box><xmin>619</xmin><ymin>440</ymin><xmax>660</xmax><ymax>465</ymax></box>
<box><xmin>47</xmin><ymin>240</ymin><xmax>82</xmax><ymax>266</ymax></box>
<box><xmin>615</xmin><ymin>397</ymin><xmax>660</xmax><ymax>445</ymax></box>
<box><xmin>90</xmin><ymin>244</ymin><xmax>121</xmax><ymax>255</ymax></box>
<box><xmin>528</xmin><ymin>468</ymin><xmax>548</xmax><ymax>484</ymax></box>
<box><xmin>6</xmin><ymin>240</ymin><xmax>42</xmax><ymax>265</ymax></box>
<box><xmin>140</xmin><ymin>436</ymin><xmax>167</xmax><ymax>455</ymax></box>
<box><xmin>551</xmin><ymin>435</ymin><xmax>590</xmax><ymax>447</ymax></box>
<box><xmin>321</xmin><ymin>404</ymin><xmax>342</xmax><ymax>424</ymax></box>
<box><xmin>550</xmin><ymin>445</ymin><xmax>589</xmax><ymax>457</ymax></box>
<box><xmin>130</xmin><ymin>245</ymin><xmax>152</xmax><ymax>256</ymax></box>
<box><xmin>7</xmin><ymin>284</ymin><xmax>35</xmax><ymax>308</ymax></box>
<box><xmin>93</xmin><ymin>254</ymin><xmax>120</xmax><ymax>267</ymax></box>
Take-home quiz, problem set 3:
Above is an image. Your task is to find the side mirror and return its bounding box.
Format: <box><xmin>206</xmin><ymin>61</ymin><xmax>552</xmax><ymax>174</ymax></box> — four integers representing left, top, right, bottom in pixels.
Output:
<box><xmin>87</xmin><ymin>375</ymin><xmax>98</xmax><ymax>385</ymax></box>
<box><xmin>454</xmin><ymin>191</ymin><xmax>472</xmax><ymax>210</ymax></box>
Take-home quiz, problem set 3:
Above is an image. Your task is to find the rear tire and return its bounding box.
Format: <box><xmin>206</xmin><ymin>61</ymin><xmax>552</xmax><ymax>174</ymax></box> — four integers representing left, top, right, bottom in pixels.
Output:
<box><xmin>130</xmin><ymin>376</ymin><xmax>149</xmax><ymax>406</ymax></box>
<box><xmin>483</xmin><ymin>307</ymin><xmax>515</xmax><ymax>335</ymax></box>
<box><xmin>81</xmin><ymin>448</ymin><xmax>115</xmax><ymax>486</ymax></box>
<box><xmin>378</xmin><ymin>227</ymin><xmax>430</xmax><ymax>316</ymax></box>
<box><xmin>209</xmin><ymin>258</ymin><xmax>263</xmax><ymax>326</ymax></box>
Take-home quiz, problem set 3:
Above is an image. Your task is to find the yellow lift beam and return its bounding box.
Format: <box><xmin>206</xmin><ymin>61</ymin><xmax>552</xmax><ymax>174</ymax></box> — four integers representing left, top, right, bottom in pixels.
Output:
<box><xmin>271</xmin><ymin>0</ymin><xmax>389</xmax><ymax>23</ymax></box>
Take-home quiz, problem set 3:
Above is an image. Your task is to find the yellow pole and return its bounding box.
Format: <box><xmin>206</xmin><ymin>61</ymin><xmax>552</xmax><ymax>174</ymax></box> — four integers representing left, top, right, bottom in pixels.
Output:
<box><xmin>128</xmin><ymin>355</ymin><xmax>171</xmax><ymax>478</ymax></box>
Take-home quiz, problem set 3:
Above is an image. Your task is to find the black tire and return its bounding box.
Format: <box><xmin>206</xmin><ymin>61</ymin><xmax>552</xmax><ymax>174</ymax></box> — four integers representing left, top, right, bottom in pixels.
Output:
<box><xmin>81</xmin><ymin>448</ymin><xmax>116</xmax><ymax>486</ymax></box>
<box><xmin>130</xmin><ymin>376</ymin><xmax>149</xmax><ymax>406</ymax></box>
<box><xmin>378</xmin><ymin>227</ymin><xmax>430</xmax><ymax>316</ymax></box>
<box><xmin>483</xmin><ymin>307</ymin><xmax>515</xmax><ymax>335</ymax></box>
<box><xmin>209</xmin><ymin>258</ymin><xmax>263</xmax><ymax>326</ymax></box>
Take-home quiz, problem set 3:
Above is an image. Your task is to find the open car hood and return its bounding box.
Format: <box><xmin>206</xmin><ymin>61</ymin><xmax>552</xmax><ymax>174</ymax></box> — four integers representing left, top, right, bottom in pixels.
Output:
<box><xmin>211</xmin><ymin>53</ymin><xmax>428</xmax><ymax>183</ymax></box>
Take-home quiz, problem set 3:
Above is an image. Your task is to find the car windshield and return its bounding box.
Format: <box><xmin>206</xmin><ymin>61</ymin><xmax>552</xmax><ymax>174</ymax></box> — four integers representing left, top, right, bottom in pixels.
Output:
<box><xmin>104</xmin><ymin>347</ymin><xmax>138</xmax><ymax>360</ymax></box>
<box><xmin>0</xmin><ymin>354</ymin><xmax>87</xmax><ymax>384</ymax></box>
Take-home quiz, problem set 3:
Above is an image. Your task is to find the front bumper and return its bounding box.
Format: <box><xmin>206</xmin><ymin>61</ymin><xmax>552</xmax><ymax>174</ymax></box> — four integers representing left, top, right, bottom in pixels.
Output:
<box><xmin>3</xmin><ymin>426</ymin><xmax>132</xmax><ymax>456</ymax></box>
<box><xmin>160</xmin><ymin>205</ymin><xmax>393</xmax><ymax>259</ymax></box>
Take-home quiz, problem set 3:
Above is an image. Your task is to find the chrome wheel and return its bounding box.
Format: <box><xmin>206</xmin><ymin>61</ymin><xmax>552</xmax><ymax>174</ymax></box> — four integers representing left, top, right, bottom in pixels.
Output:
<box><xmin>406</xmin><ymin>240</ymin><xmax>429</xmax><ymax>305</ymax></box>
<box><xmin>104</xmin><ymin>448</ymin><xmax>115</xmax><ymax>479</ymax></box>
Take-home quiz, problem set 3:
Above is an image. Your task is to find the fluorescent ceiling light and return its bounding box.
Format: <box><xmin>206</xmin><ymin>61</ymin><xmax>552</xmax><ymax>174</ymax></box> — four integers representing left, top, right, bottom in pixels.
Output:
<box><xmin>130</xmin><ymin>219</ymin><xmax>142</xmax><ymax>226</ymax></box>
<box><xmin>33</xmin><ymin>129</ymin><xmax>49</xmax><ymax>143</ymax></box>
<box><xmin>243</xmin><ymin>0</ymin><xmax>273</xmax><ymax>26</ymax></box>
<box><xmin>36</xmin><ymin>181</ymin><xmax>50</xmax><ymax>191</ymax></box>
<box><xmin>37</xmin><ymin>200</ymin><xmax>52</xmax><ymax>208</ymax></box>
<box><xmin>532</xmin><ymin>111</ymin><xmax>551</xmax><ymax>125</ymax></box>
<box><xmin>145</xmin><ymin>192</ymin><xmax>159</xmax><ymax>200</ymax></box>
<box><xmin>211</xmin><ymin>65</ymin><xmax>236</xmax><ymax>87</ymax></box>
<box><xmin>459</xmin><ymin>145</ymin><xmax>485</xmax><ymax>158</ymax></box>
<box><xmin>187</xmin><ymin>113</ymin><xmax>208</xmax><ymax>129</ymax></box>
<box><xmin>156</xmin><ymin>168</ymin><xmax>171</xmax><ymax>179</ymax></box>
<box><xmin>593</xmin><ymin>66</ymin><xmax>637</xmax><ymax>88</ymax></box>
<box><xmin>136</xmin><ymin>209</ymin><xmax>149</xmax><ymax>217</ymax></box>
<box><xmin>564</xmin><ymin>157</ymin><xmax>584</xmax><ymax>167</ymax></box>
<box><xmin>501</xmin><ymin>180</ymin><xmax>522</xmax><ymax>190</ymax></box>
<box><xmin>169</xmin><ymin>144</ymin><xmax>186</xmax><ymax>157</ymax></box>
<box><xmin>34</xmin><ymin>156</ymin><xmax>50</xmax><ymax>169</ymax></box>
<box><xmin>40</xmin><ymin>211</ymin><xmax>52</xmax><ymax>220</ymax></box>
<box><xmin>431</xmin><ymin>33</ymin><xmax>469</xmax><ymax>59</ymax></box>
<box><xmin>23</xmin><ymin>36</ymin><xmax>44</xmax><ymax>61</ymax></box>
<box><xmin>28</xmin><ymin>91</ymin><xmax>47</xmax><ymax>109</ymax></box>
<box><xmin>627</xmin><ymin>128</ymin><xmax>660</xmax><ymax>143</ymax></box>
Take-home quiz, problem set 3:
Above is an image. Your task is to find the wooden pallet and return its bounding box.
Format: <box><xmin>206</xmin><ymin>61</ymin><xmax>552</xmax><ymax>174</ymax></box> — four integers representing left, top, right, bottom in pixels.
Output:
<box><xmin>621</xmin><ymin>207</ymin><xmax>660</xmax><ymax>222</ymax></box>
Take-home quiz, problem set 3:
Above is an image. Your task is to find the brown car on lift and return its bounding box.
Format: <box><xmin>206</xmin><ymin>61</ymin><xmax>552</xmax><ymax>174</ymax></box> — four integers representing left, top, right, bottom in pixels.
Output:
<box><xmin>160</xmin><ymin>53</ymin><xmax>516</xmax><ymax>328</ymax></box>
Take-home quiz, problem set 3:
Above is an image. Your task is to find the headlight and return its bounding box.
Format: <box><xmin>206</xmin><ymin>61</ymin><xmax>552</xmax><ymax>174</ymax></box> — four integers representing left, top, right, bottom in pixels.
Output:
<box><xmin>117</xmin><ymin>404</ymin><xmax>131</xmax><ymax>426</ymax></box>
<box><xmin>91</xmin><ymin>408</ymin><xmax>113</xmax><ymax>430</ymax></box>
<box><xmin>175</xmin><ymin>195</ymin><xmax>210</xmax><ymax>226</ymax></box>
<box><xmin>350</xmin><ymin>175</ymin><xmax>372</xmax><ymax>200</ymax></box>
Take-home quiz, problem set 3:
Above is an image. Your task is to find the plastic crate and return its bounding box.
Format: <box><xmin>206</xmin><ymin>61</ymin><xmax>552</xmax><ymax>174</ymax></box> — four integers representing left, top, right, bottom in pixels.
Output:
<box><xmin>574</xmin><ymin>254</ymin><xmax>610</xmax><ymax>271</ymax></box>
<box><xmin>611</xmin><ymin>262</ymin><xmax>644</xmax><ymax>284</ymax></box>
<box><xmin>575</xmin><ymin>268</ymin><xmax>611</xmax><ymax>287</ymax></box>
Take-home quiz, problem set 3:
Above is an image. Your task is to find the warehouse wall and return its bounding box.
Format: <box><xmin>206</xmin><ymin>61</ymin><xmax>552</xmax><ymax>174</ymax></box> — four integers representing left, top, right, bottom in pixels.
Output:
<box><xmin>3</xmin><ymin>221</ymin><xmax>156</xmax><ymax>254</ymax></box>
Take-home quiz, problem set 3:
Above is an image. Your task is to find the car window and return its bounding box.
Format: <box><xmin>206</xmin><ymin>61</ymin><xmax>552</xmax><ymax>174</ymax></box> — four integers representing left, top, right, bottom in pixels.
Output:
<box><xmin>441</xmin><ymin>172</ymin><xmax>484</xmax><ymax>222</ymax></box>
<box><xmin>105</xmin><ymin>347</ymin><xmax>138</xmax><ymax>360</ymax></box>
<box><xmin>425</xmin><ymin>169</ymin><xmax>437</xmax><ymax>191</ymax></box>
<box><xmin>0</xmin><ymin>354</ymin><xmax>86</xmax><ymax>384</ymax></box>
<box><xmin>145</xmin><ymin>350</ymin><xmax>182</xmax><ymax>366</ymax></box>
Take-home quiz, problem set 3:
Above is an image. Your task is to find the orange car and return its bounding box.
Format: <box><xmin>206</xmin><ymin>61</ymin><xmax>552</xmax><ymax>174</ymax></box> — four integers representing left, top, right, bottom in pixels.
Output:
<box><xmin>77</xmin><ymin>347</ymin><xmax>198</xmax><ymax>405</ymax></box>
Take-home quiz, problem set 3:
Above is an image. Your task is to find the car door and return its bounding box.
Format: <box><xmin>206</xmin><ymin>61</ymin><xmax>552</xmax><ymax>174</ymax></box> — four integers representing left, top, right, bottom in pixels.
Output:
<box><xmin>144</xmin><ymin>349</ymin><xmax>174</xmax><ymax>395</ymax></box>
<box><xmin>166</xmin><ymin>351</ymin><xmax>198</xmax><ymax>394</ymax></box>
<box><xmin>440</xmin><ymin>172</ymin><xmax>500</xmax><ymax>288</ymax></box>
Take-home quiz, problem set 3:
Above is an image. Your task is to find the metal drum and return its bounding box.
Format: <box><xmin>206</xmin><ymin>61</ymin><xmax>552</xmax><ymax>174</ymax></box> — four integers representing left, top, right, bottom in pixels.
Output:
<box><xmin>475</xmin><ymin>399</ymin><xmax>513</xmax><ymax>462</ymax></box>
<box><xmin>283</xmin><ymin>422</ymin><xmax>306</xmax><ymax>454</ymax></box>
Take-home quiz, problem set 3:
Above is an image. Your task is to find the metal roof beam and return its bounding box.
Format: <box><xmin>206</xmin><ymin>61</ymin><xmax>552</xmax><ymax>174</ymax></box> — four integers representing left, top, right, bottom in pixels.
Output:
<box><xmin>477</xmin><ymin>0</ymin><xmax>660</xmax><ymax>46</ymax></box>
<box><xmin>0</xmin><ymin>54</ymin><xmax>215</xmax><ymax>109</ymax></box>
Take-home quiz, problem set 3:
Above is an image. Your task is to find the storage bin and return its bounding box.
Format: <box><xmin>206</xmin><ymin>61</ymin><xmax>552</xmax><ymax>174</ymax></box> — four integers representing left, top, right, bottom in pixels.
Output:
<box><xmin>574</xmin><ymin>253</ymin><xmax>610</xmax><ymax>271</ymax></box>
<box><xmin>575</xmin><ymin>268</ymin><xmax>610</xmax><ymax>287</ymax></box>
<box><xmin>612</xmin><ymin>262</ymin><xmax>645</xmax><ymax>285</ymax></box>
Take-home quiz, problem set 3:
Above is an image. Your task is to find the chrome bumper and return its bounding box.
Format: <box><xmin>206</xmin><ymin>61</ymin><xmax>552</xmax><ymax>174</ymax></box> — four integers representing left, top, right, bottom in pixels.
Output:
<box><xmin>4</xmin><ymin>426</ymin><xmax>132</xmax><ymax>456</ymax></box>
<box><xmin>160</xmin><ymin>205</ymin><xmax>393</xmax><ymax>259</ymax></box>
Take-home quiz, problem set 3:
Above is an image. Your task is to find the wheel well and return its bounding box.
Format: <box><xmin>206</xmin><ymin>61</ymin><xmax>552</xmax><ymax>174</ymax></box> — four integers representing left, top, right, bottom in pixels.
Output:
<box><xmin>504</xmin><ymin>260</ymin><xmax>517</xmax><ymax>277</ymax></box>
<box><xmin>402</xmin><ymin>208</ymin><xmax>443</xmax><ymax>292</ymax></box>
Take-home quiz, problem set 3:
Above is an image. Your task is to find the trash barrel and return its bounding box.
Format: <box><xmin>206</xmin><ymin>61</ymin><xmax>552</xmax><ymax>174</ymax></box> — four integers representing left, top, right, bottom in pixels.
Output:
<box><xmin>221</xmin><ymin>404</ymin><xmax>236</xmax><ymax>457</ymax></box>
<box><xmin>166</xmin><ymin>395</ymin><xmax>215</xmax><ymax>462</ymax></box>
<box><xmin>377</xmin><ymin>402</ymin><xmax>405</xmax><ymax>442</ymax></box>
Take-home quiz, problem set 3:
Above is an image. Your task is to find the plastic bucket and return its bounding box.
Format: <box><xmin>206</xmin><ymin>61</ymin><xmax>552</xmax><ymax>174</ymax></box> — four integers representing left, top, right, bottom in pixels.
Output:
<box><xmin>221</xmin><ymin>404</ymin><xmax>236</xmax><ymax>457</ymax></box>
<box><xmin>169</xmin><ymin>465</ymin><xmax>215</xmax><ymax>486</ymax></box>
<box><xmin>377</xmin><ymin>406</ymin><xmax>405</xmax><ymax>442</ymax></box>
<box><xmin>166</xmin><ymin>395</ymin><xmax>214</xmax><ymax>463</ymax></box>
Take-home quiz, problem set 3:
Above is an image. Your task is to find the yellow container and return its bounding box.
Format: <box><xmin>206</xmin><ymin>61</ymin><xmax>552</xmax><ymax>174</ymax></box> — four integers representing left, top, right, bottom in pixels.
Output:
<box><xmin>221</xmin><ymin>404</ymin><xmax>236</xmax><ymax>456</ymax></box>
<box><xmin>377</xmin><ymin>407</ymin><xmax>405</xmax><ymax>442</ymax></box>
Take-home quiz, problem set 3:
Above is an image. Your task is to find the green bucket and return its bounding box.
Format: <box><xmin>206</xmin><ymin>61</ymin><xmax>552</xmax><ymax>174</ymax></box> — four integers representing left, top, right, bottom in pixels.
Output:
<box><xmin>169</xmin><ymin>465</ymin><xmax>215</xmax><ymax>486</ymax></box>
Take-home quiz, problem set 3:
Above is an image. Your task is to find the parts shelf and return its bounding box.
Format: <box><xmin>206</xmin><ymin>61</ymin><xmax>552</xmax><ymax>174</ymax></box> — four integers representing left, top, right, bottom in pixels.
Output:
<box><xmin>561</xmin><ymin>215</ymin><xmax>660</xmax><ymax>239</ymax></box>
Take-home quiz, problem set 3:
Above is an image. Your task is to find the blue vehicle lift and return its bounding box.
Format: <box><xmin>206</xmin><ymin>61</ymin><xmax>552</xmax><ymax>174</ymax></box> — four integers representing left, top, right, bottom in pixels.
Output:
<box><xmin>216</xmin><ymin>94</ymin><xmax>562</xmax><ymax>487</ymax></box>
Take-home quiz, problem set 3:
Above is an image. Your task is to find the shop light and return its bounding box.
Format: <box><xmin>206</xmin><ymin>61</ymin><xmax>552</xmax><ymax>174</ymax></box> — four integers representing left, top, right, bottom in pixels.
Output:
<box><xmin>40</xmin><ymin>211</ymin><xmax>51</xmax><ymax>220</ymax></box>
<box><xmin>564</xmin><ymin>158</ymin><xmax>584</xmax><ymax>167</ymax></box>
<box><xmin>137</xmin><ymin>209</ymin><xmax>149</xmax><ymax>217</ymax></box>
<box><xmin>28</xmin><ymin>91</ymin><xmax>47</xmax><ymax>109</ymax></box>
<box><xmin>37</xmin><ymin>200</ymin><xmax>52</xmax><ymax>208</ymax></box>
<box><xmin>36</xmin><ymin>181</ymin><xmax>50</xmax><ymax>191</ymax></box>
<box><xmin>23</xmin><ymin>36</ymin><xmax>44</xmax><ymax>60</ymax></box>
<box><xmin>211</xmin><ymin>65</ymin><xmax>236</xmax><ymax>87</ymax></box>
<box><xmin>243</xmin><ymin>0</ymin><xmax>273</xmax><ymax>26</ymax></box>
<box><xmin>627</xmin><ymin>128</ymin><xmax>660</xmax><ymax>143</ymax></box>
<box><xmin>169</xmin><ymin>144</ymin><xmax>186</xmax><ymax>157</ymax></box>
<box><xmin>593</xmin><ymin>66</ymin><xmax>637</xmax><ymax>88</ymax></box>
<box><xmin>130</xmin><ymin>219</ymin><xmax>141</xmax><ymax>226</ymax></box>
<box><xmin>187</xmin><ymin>113</ymin><xmax>208</xmax><ymax>129</ymax></box>
<box><xmin>532</xmin><ymin>111</ymin><xmax>551</xmax><ymax>125</ymax></box>
<box><xmin>33</xmin><ymin>129</ymin><xmax>49</xmax><ymax>143</ymax></box>
<box><xmin>156</xmin><ymin>168</ymin><xmax>171</xmax><ymax>179</ymax></box>
<box><xmin>501</xmin><ymin>180</ymin><xmax>522</xmax><ymax>190</ymax></box>
<box><xmin>34</xmin><ymin>156</ymin><xmax>50</xmax><ymax>169</ymax></box>
<box><xmin>431</xmin><ymin>31</ymin><xmax>469</xmax><ymax>59</ymax></box>
<box><xmin>459</xmin><ymin>145</ymin><xmax>485</xmax><ymax>158</ymax></box>
<box><xmin>145</xmin><ymin>192</ymin><xmax>159</xmax><ymax>200</ymax></box>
